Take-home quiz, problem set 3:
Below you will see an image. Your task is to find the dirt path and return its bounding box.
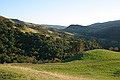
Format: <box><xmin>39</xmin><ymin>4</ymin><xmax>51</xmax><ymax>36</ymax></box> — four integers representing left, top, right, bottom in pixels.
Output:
<box><xmin>6</xmin><ymin>64</ymin><xmax>94</xmax><ymax>80</ymax></box>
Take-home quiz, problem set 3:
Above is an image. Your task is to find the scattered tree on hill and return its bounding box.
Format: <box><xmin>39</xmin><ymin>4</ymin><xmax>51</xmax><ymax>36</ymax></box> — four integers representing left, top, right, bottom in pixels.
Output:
<box><xmin>0</xmin><ymin>16</ymin><xmax>102</xmax><ymax>63</ymax></box>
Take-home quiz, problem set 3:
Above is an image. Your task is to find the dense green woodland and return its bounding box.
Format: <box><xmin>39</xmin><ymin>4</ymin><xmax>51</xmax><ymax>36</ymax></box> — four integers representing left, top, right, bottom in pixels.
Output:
<box><xmin>0</xmin><ymin>16</ymin><xmax>110</xmax><ymax>63</ymax></box>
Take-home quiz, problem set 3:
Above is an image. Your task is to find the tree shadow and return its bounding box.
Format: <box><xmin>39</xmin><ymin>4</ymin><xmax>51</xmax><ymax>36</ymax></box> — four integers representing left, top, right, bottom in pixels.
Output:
<box><xmin>63</xmin><ymin>53</ymin><xmax>84</xmax><ymax>62</ymax></box>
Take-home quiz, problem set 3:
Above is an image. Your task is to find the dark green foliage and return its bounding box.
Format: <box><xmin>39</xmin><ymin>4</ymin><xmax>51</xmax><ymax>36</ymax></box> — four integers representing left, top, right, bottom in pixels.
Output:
<box><xmin>64</xmin><ymin>21</ymin><xmax>120</xmax><ymax>50</ymax></box>
<box><xmin>0</xmin><ymin>16</ymin><xmax>101</xmax><ymax>63</ymax></box>
<box><xmin>113</xmin><ymin>70</ymin><xmax>120</xmax><ymax>76</ymax></box>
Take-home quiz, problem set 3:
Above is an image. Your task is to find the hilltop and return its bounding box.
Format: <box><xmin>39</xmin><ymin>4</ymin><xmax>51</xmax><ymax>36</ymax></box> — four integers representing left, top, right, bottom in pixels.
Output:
<box><xmin>65</xmin><ymin>20</ymin><xmax>120</xmax><ymax>36</ymax></box>
<box><xmin>64</xmin><ymin>20</ymin><xmax>120</xmax><ymax>49</ymax></box>
<box><xmin>11</xmin><ymin>19</ymin><xmax>66</xmax><ymax>29</ymax></box>
<box><xmin>64</xmin><ymin>49</ymin><xmax>120</xmax><ymax>62</ymax></box>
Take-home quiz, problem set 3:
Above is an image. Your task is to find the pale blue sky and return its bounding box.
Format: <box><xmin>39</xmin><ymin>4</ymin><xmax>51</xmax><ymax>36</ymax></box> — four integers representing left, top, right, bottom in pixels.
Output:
<box><xmin>0</xmin><ymin>0</ymin><xmax>120</xmax><ymax>26</ymax></box>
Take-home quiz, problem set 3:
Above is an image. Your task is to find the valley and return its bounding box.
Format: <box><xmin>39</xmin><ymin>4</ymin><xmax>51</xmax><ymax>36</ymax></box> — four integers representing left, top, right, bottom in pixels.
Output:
<box><xmin>0</xmin><ymin>16</ymin><xmax>120</xmax><ymax>80</ymax></box>
<box><xmin>1</xmin><ymin>0</ymin><xmax>120</xmax><ymax>80</ymax></box>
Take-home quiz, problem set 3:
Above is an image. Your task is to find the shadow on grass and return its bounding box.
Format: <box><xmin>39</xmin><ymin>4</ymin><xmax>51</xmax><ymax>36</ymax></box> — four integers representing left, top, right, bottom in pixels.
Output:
<box><xmin>63</xmin><ymin>53</ymin><xmax>83</xmax><ymax>62</ymax></box>
<box><xmin>113</xmin><ymin>70</ymin><xmax>120</xmax><ymax>77</ymax></box>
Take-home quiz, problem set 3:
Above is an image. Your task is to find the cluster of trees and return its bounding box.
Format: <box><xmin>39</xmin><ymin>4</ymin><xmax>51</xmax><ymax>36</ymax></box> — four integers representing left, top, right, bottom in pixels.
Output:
<box><xmin>109</xmin><ymin>47</ymin><xmax>119</xmax><ymax>52</ymax></box>
<box><xmin>0</xmin><ymin>16</ymin><xmax>101</xmax><ymax>63</ymax></box>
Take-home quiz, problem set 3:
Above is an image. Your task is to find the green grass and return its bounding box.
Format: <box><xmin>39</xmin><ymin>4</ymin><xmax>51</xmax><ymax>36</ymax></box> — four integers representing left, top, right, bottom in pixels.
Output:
<box><xmin>81</xmin><ymin>49</ymin><xmax>120</xmax><ymax>61</ymax></box>
<box><xmin>0</xmin><ymin>64</ymin><xmax>64</xmax><ymax>80</ymax></box>
<box><xmin>22</xmin><ymin>61</ymin><xmax>119</xmax><ymax>80</ymax></box>
<box><xmin>64</xmin><ymin>49</ymin><xmax>120</xmax><ymax>62</ymax></box>
<box><xmin>0</xmin><ymin>49</ymin><xmax>120</xmax><ymax>80</ymax></box>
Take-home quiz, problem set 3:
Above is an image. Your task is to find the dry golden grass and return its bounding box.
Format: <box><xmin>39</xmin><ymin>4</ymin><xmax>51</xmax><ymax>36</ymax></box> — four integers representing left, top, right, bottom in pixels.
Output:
<box><xmin>20</xmin><ymin>26</ymin><xmax>39</xmax><ymax>33</ymax></box>
<box><xmin>0</xmin><ymin>64</ymin><xmax>93</xmax><ymax>80</ymax></box>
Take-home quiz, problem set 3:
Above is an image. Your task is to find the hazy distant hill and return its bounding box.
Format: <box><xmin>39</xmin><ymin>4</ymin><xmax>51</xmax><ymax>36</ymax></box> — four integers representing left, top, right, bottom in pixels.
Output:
<box><xmin>11</xmin><ymin>19</ymin><xmax>66</xmax><ymax>29</ymax></box>
<box><xmin>9</xmin><ymin>17</ymin><xmax>120</xmax><ymax>44</ymax></box>
<box><xmin>64</xmin><ymin>20</ymin><xmax>120</xmax><ymax>40</ymax></box>
<box><xmin>42</xmin><ymin>24</ymin><xmax>66</xmax><ymax>29</ymax></box>
<box><xmin>64</xmin><ymin>25</ymin><xmax>89</xmax><ymax>36</ymax></box>
<box><xmin>89</xmin><ymin>20</ymin><xmax>120</xmax><ymax>28</ymax></box>
<box><xmin>11</xmin><ymin>19</ymin><xmax>61</xmax><ymax>36</ymax></box>
<box><xmin>11</xmin><ymin>19</ymin><xmax>40</xmax><ymax>27</ymax></box>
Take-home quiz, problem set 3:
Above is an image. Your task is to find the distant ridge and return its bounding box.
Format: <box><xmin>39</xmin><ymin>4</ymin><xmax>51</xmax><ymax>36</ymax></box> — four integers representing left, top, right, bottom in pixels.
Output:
<box><xmin>42</xmin><ymin>24</ymin><xmax>66</xmax><ymax>29</ymax></box>
<box><xmin>64</xmin><ymin>20</ymin><xmax>120</xmax><ymax>40</ymax></box>
<box><xmin>11</xmin><ymin>19</ymin><xmax>66</xmax><ymax>29</ymax></box>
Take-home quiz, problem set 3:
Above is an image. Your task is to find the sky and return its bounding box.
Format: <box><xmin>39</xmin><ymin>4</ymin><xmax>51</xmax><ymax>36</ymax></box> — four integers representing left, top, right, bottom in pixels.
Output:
<box><xmin>0</xmin><ymin>0</ymin><xmax>120</xmax><ymax>26</ymax></box>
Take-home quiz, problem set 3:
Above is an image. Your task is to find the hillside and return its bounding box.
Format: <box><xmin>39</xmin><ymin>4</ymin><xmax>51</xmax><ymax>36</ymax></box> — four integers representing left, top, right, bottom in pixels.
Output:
<box><xmin>1</xmin><ymin>16</ymin><xmax>103</xmax><ymax>63</ymax></box>
<box><xmin>11</xmin><ymin>19</ymin><xmax>40</xmax><ymax>27</ymax></box>
<box><xmin>64</xmin><ymin>20</ymin><xmax>120</xmax><ymax>49</ymax></box>
<box><xmin>0</xmin><ymin>16</ymin><xmax>74</xmax><ymax>63</ymax></box>
<box><xmin>11</xmin><ymin>19</ymin><xmax>58</xmax><ymax>36</ymax></box>
<box><xmin>42</xmin><ymin>24</ymin><xmax>66</xmax><ymax>29</ymax></box>
<box><xmin>0</xmin><ymin>49</ymin><xmax>120</xmax><ymax>80</ymax></box>
<box><xmin>0</xmin><ymin>64</ymin><xmax>83</xmax><ymax>80</ymax></box>
<box><xmin>32</xmin><ymin>49</ymin><xmax>120</xmax><ymax>80</ymax></box>
<box><xmin>2</xmin><ymin>16</ymin><xmax>101</xmax><ymax>63</ymax></box>
<box><xmin>64</xmin><ymin>25</ymin><xmax>89</xmax><ymax>35</ymax></box>
<box><xmin>81</xmin><ymin>49</ymin><xmax>120</xmax><ymax>61</ymax></box>
<box><xmin>89</xmin><ymin>20</ymin><xmax>120</xmax><ymax>29</ymax></box>
<box><xmin>64</xmin><ymin>49</ymin><xmax>120</xmax><ymax>62</ymax></box>
<box><xmin>11</xmin><ymin>19</ymin><xmax>66</xmax><ymax>29</ymax></box>
<box><xmin>65</xmin><ymin>20</ymin><xmax>120</xmax><ymax>35</ymax></box>
<box><xmin>94</xmin><ymin>26</ymin><xmax>120</xmax><ymax>41</ymax></box>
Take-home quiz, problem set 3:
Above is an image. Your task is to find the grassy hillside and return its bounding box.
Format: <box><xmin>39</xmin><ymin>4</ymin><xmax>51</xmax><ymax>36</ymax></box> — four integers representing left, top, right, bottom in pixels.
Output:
<box><xmin>0</xmin><ymin>64</ymin><xmax>87</xmax><ymax>80</ymax></box>
<box><xmin>65</xmin><ymin>49</ymin><xmax>120</xmax><ymax>62</ymax></box>
<box><xmin>0</xmin><ymin>49</ymin><xmax>120</xmax><ymax>80</ymax></box>
<box><xmin>29</xmin><ymin>49</ymin><xmax>120</xmax><ymax>80</ymax></box>
<box><xmin>81</xmin><ymin>49</ymin><xmax>120</xmax><ymax>61</ymax></box>
<box><xmin>0</xmin><ymin>64</ymin><xmax>65</xmax><ymax>80</ymax></box>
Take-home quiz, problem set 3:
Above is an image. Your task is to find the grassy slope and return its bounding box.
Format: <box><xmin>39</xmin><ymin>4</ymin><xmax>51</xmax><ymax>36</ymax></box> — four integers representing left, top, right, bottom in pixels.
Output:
<box><xmin>65</xmin><ymin>49</ymin><xmax>120</xmax><ymax>62</ymax></box>
<box><xmin>0</xmin><ymin>64</ymin><xmax>87</xmax><ymax>80</ymax></box>
<box><xmin>29</xmin><ymin>49</ymin><xmax>120</xmax><ymax>80</ymax></box>
<box><xmin>0</xmin><ymin>64</ymin><xmax>72</xmax><ymax>80</ymax></box>
<box><xmin>0</xmin><ymin>49</ymin><xmax>120</xmax><ymax>80</ymax></box>
<box><xmin>20</xmin><ymin>26</ymin><xmax>39</xmax><ymax>33</ymax></box>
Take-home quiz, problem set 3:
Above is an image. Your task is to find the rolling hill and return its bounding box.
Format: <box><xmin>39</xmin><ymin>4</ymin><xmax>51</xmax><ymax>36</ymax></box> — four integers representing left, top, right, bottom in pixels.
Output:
<box><xmin>64</xmin><ymin>20</ymin><xmax>120</xmax><ymax>39</ymax></box>
<box><xmin>11</xmin><ymin>19</ymin><xmax>40</xmax><ymax>27</ymax></box>
<box><xmin>0</xmin><ymin>16</ymin><xmax>76</xmax><ymax>63</ymax></box>
<box><xmin>0</xmin><ymin>49</ymin><xmax>120</xmax><ymax>80</ymax></box>
<box><xmin>64</xmin><ymin>49</ymin><xmax>120</xmax><ymax>62</ymax></box>
<box><xmin>64</xmin><ymin>20</ymin><xmax>120</xmax><ymax>48</ymax></box>
<box><xmin>0</xmin><ymin>13</ymin><xmax>120</xmax><ymax>80</ymax></box>
<box><xmin>42</xmin><ymin>24</ymin><xmax>66</xmax><ymax>29</ymax></box>
<box><xmin>11</xmin><ymin>19</ymin><xmax>66</xmax><ymax>29</ymax></box>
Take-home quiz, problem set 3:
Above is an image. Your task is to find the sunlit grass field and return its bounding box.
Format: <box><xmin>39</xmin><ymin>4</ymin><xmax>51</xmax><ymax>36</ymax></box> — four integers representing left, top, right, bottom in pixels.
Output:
<box><xmin>0</xmin><ymin>49</ymin><xmax>120</xmax><ymax>80</ymax></box>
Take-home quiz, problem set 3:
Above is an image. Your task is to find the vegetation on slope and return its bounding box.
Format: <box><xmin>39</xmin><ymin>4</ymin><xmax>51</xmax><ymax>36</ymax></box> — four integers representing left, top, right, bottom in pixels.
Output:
<box><xmin>5</xmin><ymin>49</ymin><xmax>119</xmax><ymax>80</ymax></box>
<box><xmin>66</xmin><ymin>49</ymin><xmax>120</xmax><ymax>61</ymax></box>
<box><xmin>64</xmin><ymin>49</ymin><xmax>120</xmax><ymax>62</ymax></box>
<box><xmin>81</xmin><ymin>49</ymin><xmax>120</xmax><ymax>61</ymax></box>
<box><xmin>0</xmin><ymin>16</ymin><xmax>101</xmax><ymax>63</ymax></box>
<box><xmin>0</xmin><ymin>64</ymin><xmax>69</xmax><ymax>80</ymax></box>
<box><xmin>27</xmin><ymin>49</ymin><xmax>120</xmax><ymax>80</ymax></box>
<box><xmin>0</xmin><ymin>49</ymin><xmax>120</xmax><ymax>80</ymax></box>
<box><xmin>64</xmin><ymin>21</ymin><xmax>120</xmax><ymax>50</ymax></box>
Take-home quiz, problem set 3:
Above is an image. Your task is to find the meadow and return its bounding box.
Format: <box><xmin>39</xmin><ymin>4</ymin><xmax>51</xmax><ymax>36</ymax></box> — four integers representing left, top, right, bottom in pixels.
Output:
<box><xmin>0</xmin><ymin>49</ymin><xmax>120</xmax><ymax>80</ymax></box>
